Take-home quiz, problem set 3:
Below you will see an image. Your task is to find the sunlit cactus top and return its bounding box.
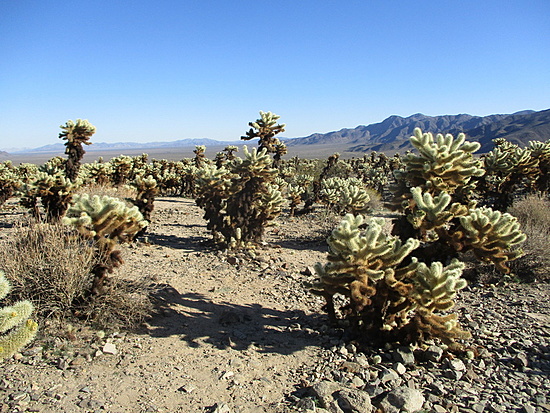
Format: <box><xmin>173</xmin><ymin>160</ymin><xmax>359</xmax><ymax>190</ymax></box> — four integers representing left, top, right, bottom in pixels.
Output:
<box><xmin>59</xmin><ymin>119</ymin><xmax>96</xmax><ymax>144</ymax></box>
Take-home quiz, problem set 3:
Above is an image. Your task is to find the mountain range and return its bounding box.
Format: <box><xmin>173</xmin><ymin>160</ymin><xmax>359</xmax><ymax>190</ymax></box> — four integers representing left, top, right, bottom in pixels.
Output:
<box><xmin>5</xmin><ymin>108</ymin><xmax>549</xmax><ymax>156</ymax></box>
<box><xmin>287</xmin><ymin>108</ymin><xmax>550</xmax><ymax>153</ymax></box>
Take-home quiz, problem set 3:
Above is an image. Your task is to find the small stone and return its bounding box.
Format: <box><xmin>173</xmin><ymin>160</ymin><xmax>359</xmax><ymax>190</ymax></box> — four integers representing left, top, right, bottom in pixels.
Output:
<box><xmin>211</xmin><ymin>402</ymin><xmax>231</xmax><ymax>413</ymax></box>
<box><xmin>512</xmin><ymin>353</ymin><xmax>529</xmax><ymax>368</ymax></box>
<box><xmin>434</xmin><ymin>405</ymin><xmax>447</xmax><ymax>413</ymax></box>
<box><xmin>179</xmin><ymin>384</ymin><xmax>196</xmax><ymax>393</ymax></box>
<box><xmin>340</xmin><ymin>361</ymin><xmax>362</xmax><ymax>373</ymax></box>
<box><xmin>448</xmin><ymin>358</ymin><xmax>466</xmax><ymax>371</ymax></box>
<box><xmin>337</xmin><ymin>388</ymin><xmax>372</xmax><ymax>412</ymax></box>
<box><xmin>351</xmin><ymin>376</ymin><xmax>365</xmax><ymax>388</ymax></box>
<box><xmin>425</xmin><ymin>345</ymin><xmax>444</xmax><ymax>362</ymax></box>
<box><xmin>393</xmin><ymin>362</ymin><xmax>407</xmax><ymax>375</ymax></box>
<box><xmin>295</xmin><ymin>397</ymin><xmax>316</xmax><ymax>410</ymax></box>
<box><xmin>220</xmin><ymin>371</ymin><xmax>234</xmax><ymax>380</ymax></box>
<box><xmin>393</xmin><ymin>347</ymin><xmax>415</xmax><ymax>365</ymax></box>
<box><xmin>102</xmin><ymin>343</ymin><xmax>117</xmax><ymax>355</ymax></box>
<box><xmin>522</xmin><ymin>404</ymin><xmax>536</xmax><ymax>413</ymax></box>
<box><xmin>380</xmin><ymin>386</ymin><xmax>425</xmax><ymax>413</ymax></box>
<box><xmin>472</xmin><ymin>402</ymin><xmax>486</xmax><ymax>413</ymax></box>
<box><xmin>79</xmin><ymin>386</ymin><xmax>91</xmax><ymax>393</ymax></box>
<box><xmin>380</xmin><ymin>368</ymin><xmax>399</xmax><ymax>383</ymax></box>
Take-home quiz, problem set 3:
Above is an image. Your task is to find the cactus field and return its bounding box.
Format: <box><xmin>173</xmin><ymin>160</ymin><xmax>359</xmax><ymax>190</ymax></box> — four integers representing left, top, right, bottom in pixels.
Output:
<box><xmin>0</xmin><ymin>118</ymin><xmax>549</xmax><ymax>412</ymax></box>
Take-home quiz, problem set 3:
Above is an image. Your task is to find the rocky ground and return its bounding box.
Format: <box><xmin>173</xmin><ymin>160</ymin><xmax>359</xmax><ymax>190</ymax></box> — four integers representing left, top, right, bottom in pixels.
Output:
<box><xmin>1</xmin><ymin>197</ymin><xmax>549</xmax><ymax>413</ymax></box>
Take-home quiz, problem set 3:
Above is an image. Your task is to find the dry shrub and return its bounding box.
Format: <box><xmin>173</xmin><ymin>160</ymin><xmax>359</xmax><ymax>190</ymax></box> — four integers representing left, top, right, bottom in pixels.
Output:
<box><xmin>76</xmin><ymin>182</ymin><xmax>137</xmax><ymax>203</ymax></box>
<box><xmin>0</xmin><ymin>221</ymin><xmax>152</xmax><ymax>329</ymax></box>
<box><xmin>507</xmin><ymin>194</ymin><xmax>550</xmax><ymax>282</ymax></box>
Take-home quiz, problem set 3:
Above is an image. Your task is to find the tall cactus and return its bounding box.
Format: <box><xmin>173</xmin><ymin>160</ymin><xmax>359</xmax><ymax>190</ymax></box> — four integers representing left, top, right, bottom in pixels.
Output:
<box><xmin>242</xmin><ymin>111</ymin><xmax>287</xmax><ymax>168</ymax></box>
<box><xmin>0</xmin><ymin>271</ymin><xmax>38</xmax><ymax>360</ymax></box>
<box><xmin>59</xmin><ymin>119</ymin><xmax>96</xmax><ymax>182</ymax></box>
<box><xmin>195</xmin><ymin>146</ymin><xmax>283</xmax><ymax>248</ymax></box>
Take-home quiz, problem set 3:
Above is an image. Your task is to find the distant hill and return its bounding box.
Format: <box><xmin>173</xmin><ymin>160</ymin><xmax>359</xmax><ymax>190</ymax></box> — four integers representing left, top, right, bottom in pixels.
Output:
<box><xmin>14</xmin><ymin>138</ymin><xmax>240</xmax><ymax>154</ymax></box>
<box><xmin>287</xmin><ymin>109</ymin><xmax>550</xmax><ymax>154</ymax></box>
<box><xmin>0</xmin><ymin>151</ymin><xmax>9</xmax><ymax>160</ymax></box>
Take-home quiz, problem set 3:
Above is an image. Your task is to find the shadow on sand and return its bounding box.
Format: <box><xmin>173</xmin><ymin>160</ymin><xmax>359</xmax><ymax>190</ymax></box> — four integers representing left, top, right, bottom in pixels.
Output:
<box><xmin>145</xmin><ymin>285</ymin><xmax>329</xmax><ymax>355</ymax></box>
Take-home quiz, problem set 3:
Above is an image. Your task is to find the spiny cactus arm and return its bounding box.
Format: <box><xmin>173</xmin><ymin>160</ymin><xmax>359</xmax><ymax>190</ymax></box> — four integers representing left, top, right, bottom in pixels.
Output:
<box><xmin>0</xmin><ymin>319</ymin><xmax>39</xmax><ymax>360</ymax></box>
<box><xmin>0</xmin><ymin>301</ymin><xmax>35</xmax><ymax>334</ymax></box>
<box><xmin>0</xmin><ymin>272</ymin><xmax>38</xmax><ymax>360</ymax></box>
<box><xmin>410</xmin><ymin>259</ymin><xmax>467</xmax><ymax>312</ymax></box>
<box><xmin>414</xmin><ymin>310</ymin><xmax>471</xmax><ymax>345</ymax></box>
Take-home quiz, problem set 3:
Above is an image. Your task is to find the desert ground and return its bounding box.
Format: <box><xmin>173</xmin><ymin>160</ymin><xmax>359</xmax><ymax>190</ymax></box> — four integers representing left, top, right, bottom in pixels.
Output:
<box><xmin>1</xmin><ymin>197</ymin><xmax>549</xmax><ymax>413</ymax></box>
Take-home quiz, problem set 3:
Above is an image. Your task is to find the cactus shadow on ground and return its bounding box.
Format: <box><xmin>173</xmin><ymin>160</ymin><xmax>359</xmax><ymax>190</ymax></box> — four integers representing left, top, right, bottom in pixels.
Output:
<box><xmin>146</xmin><ymin>286</ymin><xmax>328</xmax><ymax>355</ymax></box>
<box><xmin>144</xmin><ymin>232</ymin><xmax>215</xmax><ymax>251</ymax></box>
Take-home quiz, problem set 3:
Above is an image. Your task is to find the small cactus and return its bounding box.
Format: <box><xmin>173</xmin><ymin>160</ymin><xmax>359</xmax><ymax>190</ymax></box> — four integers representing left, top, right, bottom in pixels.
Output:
<box><xmin>0</xmin><ymin>271</ymin><xmax>38</xmax><ymax>360</ymax></box>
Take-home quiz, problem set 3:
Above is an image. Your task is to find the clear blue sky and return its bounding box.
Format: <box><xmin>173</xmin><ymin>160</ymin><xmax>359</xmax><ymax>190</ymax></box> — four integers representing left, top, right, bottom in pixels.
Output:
<box><xmin>1</xmin><ymin>0</ymin><xmax>549</xmax><ymax>150</ymax></box>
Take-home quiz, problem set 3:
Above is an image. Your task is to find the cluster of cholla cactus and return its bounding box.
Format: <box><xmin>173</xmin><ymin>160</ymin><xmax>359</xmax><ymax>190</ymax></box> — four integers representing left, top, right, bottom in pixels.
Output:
<box><xmin>59</xmin><ymin>119</ymin><xmax>96</xmax><ymax>181</ymax></box>
<box><xmin>479</xmin><ymin>138</ymin><xmax>550</xmax><ymax>210</ymax></box>
<box><xmin>313</xmin><ymin>128</ymin><xmax>527</xmax><ymax>348</ymax></box>
<box><xmin>242</xmin><ymin>111</ymin><xmax>287</xmax><ymax>168</ymax></box>
<box><xmin>63</xmin><ymin>194</ymin><xmax>148</xmax><ymax>294</ymax></box>
<box><xmin>312</xmin><ymin>215</ymin><xmax>470</xmax><ymax>346</ymax></box>
<box><xmin>16</xmin><ymin>120</ymin><xmax>96</xmax><ymax>221</ymax></box>
<box><xmin>0</xmin><ymin>271</ymin><xmax>38</xmax><ymax>360</ymax></box>
<box><xmin>319</xmin><ymin>177</ymin><xmax>372</xmax><ymax>215</ymax></box>
<box><xmin>389</xmin><ymin>128</ymin><xmax>526</xmax><ymax>273</ymax></box>
<box><xmin>20</xmin><ymin>169</ymin><xmax>81</xmax><ymax>221</ymax></box>
<box><xmin>195</xmin><ymin>146</ymin><xmax>283</xmax><ymax>248</ymax></box>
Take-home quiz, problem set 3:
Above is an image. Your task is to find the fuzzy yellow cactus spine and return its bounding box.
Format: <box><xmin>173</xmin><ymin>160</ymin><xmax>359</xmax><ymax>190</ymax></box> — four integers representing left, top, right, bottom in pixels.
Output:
<box><xmin>0</xmin><ymin>271</ymin><xmax>38</xmax><ymax>360</ymax></box>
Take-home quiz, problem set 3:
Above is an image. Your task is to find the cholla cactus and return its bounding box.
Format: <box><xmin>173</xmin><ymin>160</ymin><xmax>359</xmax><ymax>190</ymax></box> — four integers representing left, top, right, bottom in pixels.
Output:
<box><xmin>59</xmin><ymin>119</ymin><xmax>96</xmax><ymax>181</ymax></box>
<box><xmin>320</xmin><ymin>177</ymin><xmax>372</xmax><ymax>215</ymax></box>
<box><xmin>481</xmin><ymin>138</ymin><xmax>547</xmax><ymax>210</ymax></box>
<box><xmin>242</xmin><ymin>111</ymin><xmax>287</xmax><ymax>167</ymax></box>
<box><xmin>0</xmin><ymin>271</ymin><xmax>38</xmax><ymax>360</ymax></box>
<box><xmin>393</xmin><ymin>128</ymin><xmax>484</xmax><ymax>205</ymax></box>
<box><xmin>129</xmin><ymin>175</ymin><xmax>158</xmax><ymax>237</ymax></box>
<box><xmin>0</xmin><ymin>162</ymin><xmax>21</xmax><ymax>207</ymax></box>
<box><xmin>390</xmin><ymin>128</ymin><xmax>526</xmax><ymax>276</ymax></box>
<box><xmin>20</xmin><ymin>170</ymin><xmax>80</xmax><ymax>221</ymax></box>
<box><xmin>109</xmin><ymin>155</ymin><xmax>134</xmax><ymax>186</ymax></box>
<box><xmin>407</xmin><ymin>187</ymin><xmax>469</xmax><ymax>240</ymax></box>
<box><xmin>312</xmin><ymin>214</ymin><xmax>469</xmax><ymax>345</ymax></box>
<box><xmin>453</xmin><ymin>207</ymin><xmax>527</xmax><ymax>273</ymax></box>
<box><xmin>195</xmin><ymin>146</ymin><xmax>283</xmax><ymax>248</ymax></box>
<box><xmin>79</xmin><ymin>160</ymin><xmax>114</xmax><ymax>185</ymax></box>
<box><xmin>286</xmin><ymin>184</ymin><xmax>304</xmax><ymax>217</ymax></box>
<box><xmin>63</xmin><ymin>194</ymin><xmax>148</xmax><ymax>294</ymax></box>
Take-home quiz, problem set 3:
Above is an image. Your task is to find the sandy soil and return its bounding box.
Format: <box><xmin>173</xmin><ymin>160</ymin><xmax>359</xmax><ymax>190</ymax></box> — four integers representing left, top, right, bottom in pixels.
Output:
<box><xmin>1</xmin><ymin>197</ymin><xmax>338</xmax><ymax>413</ymax></box>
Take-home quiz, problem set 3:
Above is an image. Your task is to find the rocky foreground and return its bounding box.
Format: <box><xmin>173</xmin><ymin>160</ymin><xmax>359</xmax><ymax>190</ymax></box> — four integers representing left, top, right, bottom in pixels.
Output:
<box><xmin>1</xmin><ymin>198</ymin><xmax>549</xmax><ymax>413</ymax></box>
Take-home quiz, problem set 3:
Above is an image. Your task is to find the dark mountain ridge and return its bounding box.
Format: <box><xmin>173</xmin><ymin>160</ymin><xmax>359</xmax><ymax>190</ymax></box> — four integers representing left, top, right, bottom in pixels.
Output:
<box><xmin>288</xmin><ymin>109</ymin><xmax>549</xmax><ymax>154</ymax></box>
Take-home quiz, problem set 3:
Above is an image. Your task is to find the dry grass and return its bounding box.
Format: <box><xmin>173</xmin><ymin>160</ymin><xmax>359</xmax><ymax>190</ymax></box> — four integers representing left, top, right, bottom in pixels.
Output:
<box><xmin>76</xmin><ymin>182</ymin><xmax>137</xmax><ymax>205</ymax></box>
<box><xmin>0</xmin><ymin>221</ymin><xmax>153</xmax><ymax>330</ymax></box>
<box><xmin>507</xmin><ymin>194</ymin><xmax>550</xmax><ymax>281</ymax></box>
